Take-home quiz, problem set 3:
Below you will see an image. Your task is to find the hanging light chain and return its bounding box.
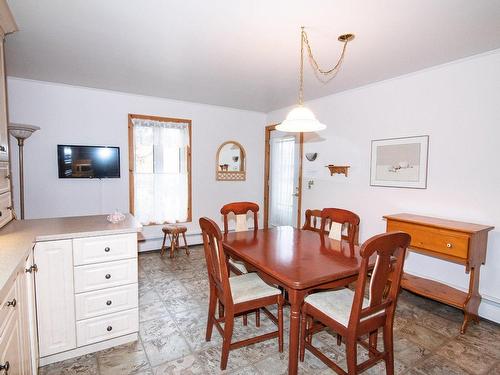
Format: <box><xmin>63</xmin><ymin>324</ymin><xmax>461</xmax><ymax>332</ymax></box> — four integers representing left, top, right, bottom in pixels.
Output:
<box><xmin>299</xmin><ymin>27</ymin><xmax>305</xmax><ymax>105</ymax></box>
<box><xmin>298</xmin><ymin>27</ymin><xmax>353</xmax><ymax>102</ymax></box>
<box><xmin>302</xmin><ymin>29</ymin><xmax>349</xmax><ymax>76</ymax></box>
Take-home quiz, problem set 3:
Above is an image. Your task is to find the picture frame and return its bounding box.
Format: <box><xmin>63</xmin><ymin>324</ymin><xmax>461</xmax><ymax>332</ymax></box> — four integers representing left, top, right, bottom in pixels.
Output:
<box><xmin>370</xmin><ymin>135</ymin><xmax>429</xmax><ymax>189</ymax></box>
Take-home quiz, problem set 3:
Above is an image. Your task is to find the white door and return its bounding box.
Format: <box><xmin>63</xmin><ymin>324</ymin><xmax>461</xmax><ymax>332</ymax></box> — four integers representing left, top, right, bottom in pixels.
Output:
<box><xmin>34</xmin><ymin>240</ymin><xmax>76</xmax><ymax>357</ymax></box>
<box><xmin>268</xmin><ymin>130</ymin><xmax>301</xmax><ymax>227</ymax></box>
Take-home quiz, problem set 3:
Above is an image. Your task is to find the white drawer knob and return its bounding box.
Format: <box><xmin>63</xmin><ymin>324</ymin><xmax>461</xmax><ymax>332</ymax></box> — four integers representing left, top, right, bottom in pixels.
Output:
<box><xmin>446</xmin><ymin>243</ymin><xmax>453</xmax><ymax>248</ymax></box>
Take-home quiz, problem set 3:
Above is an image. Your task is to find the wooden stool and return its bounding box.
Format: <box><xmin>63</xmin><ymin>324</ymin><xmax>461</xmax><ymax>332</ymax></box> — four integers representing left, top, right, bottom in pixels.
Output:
<box><xmin>161</xmin><ymin>225</ymin><xmax>189</xmax><ymax>258</ymax></box>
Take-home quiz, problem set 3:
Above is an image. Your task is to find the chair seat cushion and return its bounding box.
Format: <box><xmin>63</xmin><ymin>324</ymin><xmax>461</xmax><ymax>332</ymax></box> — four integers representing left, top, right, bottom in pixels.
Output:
<box><xmin>228</xmin><ymin>259</ymin><xmax>248</xmax><ymax>274</ymax></box>
<box><xmin>229</xmin><ymin>273</ymin><xmax>281</xmax><ymax>304</ymax></box>
<box><xmin>304</xmin><ymin>288</ymin><xmax>383</xmax><ymax>327</ymax></box>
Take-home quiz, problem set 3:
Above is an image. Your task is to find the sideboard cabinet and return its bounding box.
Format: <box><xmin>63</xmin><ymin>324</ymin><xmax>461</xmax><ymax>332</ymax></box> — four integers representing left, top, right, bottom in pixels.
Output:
<box><xmin>384</xmin><ymin>213</ymin><xmax>494</xmax><ymax>333</ymax></box>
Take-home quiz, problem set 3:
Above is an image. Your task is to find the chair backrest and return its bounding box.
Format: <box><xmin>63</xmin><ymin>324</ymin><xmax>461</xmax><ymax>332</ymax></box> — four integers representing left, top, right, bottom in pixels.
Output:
<box><xmin>348</xmin><ymin>231</ymin><xmax>411</xmax><ymax>329</ymax></box>
<box><xmin>220</xmin><ymin>202</ymin><xmax>259</xmax><ymax>234</ymax></box>
<box><xmin>199</xmin><ymin>217</ymin><xmax>232</xmax><ymax>306</ymax></box>
<box><xmin>320</xmin><ymin>208</ymin><xmax>360</xmax><ymax>246</ymax></box>
<box><xmin>302</xmin><ymin>209</ymin><xmax>323</xmax><ymax>232</ymax></box>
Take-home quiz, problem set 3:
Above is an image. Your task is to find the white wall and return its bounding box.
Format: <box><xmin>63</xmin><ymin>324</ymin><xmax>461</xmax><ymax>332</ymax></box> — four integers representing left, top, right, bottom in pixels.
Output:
<box><xmin>7</xmin><ymin>78</ymin><xmax>266</xmax><ymax>246</ymax></box>
<box><xmin>267</xmin><ymin>50</ymin><xmax>500</xmax><ymax>322</ymax></box>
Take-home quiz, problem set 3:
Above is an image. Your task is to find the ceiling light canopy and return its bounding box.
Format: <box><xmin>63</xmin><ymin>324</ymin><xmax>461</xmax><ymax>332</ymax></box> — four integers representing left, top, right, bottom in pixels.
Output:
<box><xmin>277</xmin><ymin>28</ymin><xmax>354</xmax><ymax>133</ymax></box>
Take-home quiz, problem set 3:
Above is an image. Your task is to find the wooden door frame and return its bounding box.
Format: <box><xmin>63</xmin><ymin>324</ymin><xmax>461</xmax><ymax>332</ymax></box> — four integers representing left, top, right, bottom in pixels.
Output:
<box><xmin>263</xmin><ymin>124</ymin><xmax>304</xmax><ymax>229</ymax></box>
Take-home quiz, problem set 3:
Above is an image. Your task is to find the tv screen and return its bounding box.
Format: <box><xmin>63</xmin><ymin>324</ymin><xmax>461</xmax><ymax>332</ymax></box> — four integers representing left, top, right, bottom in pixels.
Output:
<box><xmin>57</xmin><ymin>145</ymin><xmax>120</xmax><ymax>178</ymax></box>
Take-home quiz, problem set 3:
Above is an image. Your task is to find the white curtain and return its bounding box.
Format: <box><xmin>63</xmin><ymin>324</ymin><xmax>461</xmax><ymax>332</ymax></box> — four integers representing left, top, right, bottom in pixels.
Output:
<box><xmin>269</xmin><ymin>136</ymin><xmax>295</xmax><ymax>227</ymax></box>
<box><xmin>132</xmin><ymin>119</ymin><xmax>189</xmax><ymax>225</ymax></box>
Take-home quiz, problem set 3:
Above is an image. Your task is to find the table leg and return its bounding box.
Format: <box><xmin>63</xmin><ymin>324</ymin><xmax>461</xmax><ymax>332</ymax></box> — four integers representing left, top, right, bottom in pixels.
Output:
<box><xmin>288</xmin><ymin>289</ymin><xmax>306</xmax><ymax>375</ymax></box>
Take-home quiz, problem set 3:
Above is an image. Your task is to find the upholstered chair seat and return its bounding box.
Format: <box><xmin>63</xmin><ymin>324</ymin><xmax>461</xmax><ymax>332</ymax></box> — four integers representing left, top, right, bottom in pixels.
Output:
<box><xmin>230</xmin><ymin>273</ymin><xmax>281</xmax><ymax>304</ymax></box>
<box><xmin>304</xmin><ymin>288</ymin><xmax>383</xmax><ymax>327</ymax></box>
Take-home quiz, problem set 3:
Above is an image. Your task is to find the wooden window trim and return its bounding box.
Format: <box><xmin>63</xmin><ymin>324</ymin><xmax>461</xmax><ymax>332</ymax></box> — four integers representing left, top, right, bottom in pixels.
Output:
<box><xmin>128</xmin><ymin>113</ymin><xmax>192</xmax><ymax>225</ymax></box>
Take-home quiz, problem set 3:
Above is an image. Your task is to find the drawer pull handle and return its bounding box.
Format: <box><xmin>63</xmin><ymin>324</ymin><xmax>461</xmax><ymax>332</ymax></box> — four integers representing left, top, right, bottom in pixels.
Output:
<box><xmin>105</xmin><ymin>274</ymin><xmax>111</xmax><ymax>279</ymax></box>
<box><xmin>6</xmin><ymin>299</ymin><xmax>16</xmax><ymax>308</ymax></box>
<box><xmin>107</xmin><ymin>326</ymin><xmax>113</xmax><ymax>332</ymax></box>
<box><xmin>104</xmin><ymin>247</ymin><xmax>110</xmax><ymax>252</ymax></box>
<box><xmin>446</xmin><ymin>243</ymin><xmax>453</xmax><ymax>248</ymax></box>
<box><xmin>106</xmin><ymin>300</ymin><xmax>112</xmax><ymax>306</ymax></box>
<box><xmin>0</xmin><ymin>361</ymin><xmax>10</xmax><ymax>372</ymax></box>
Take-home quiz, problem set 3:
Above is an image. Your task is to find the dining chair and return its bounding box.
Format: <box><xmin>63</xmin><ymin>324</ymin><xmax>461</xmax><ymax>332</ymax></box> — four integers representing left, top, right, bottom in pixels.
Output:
<box><xmin>299</xmin><ymin>231</ymin><xmax>411</xmax><ymax>375</ymax></box>
<box><xmin>220</xmin><ymin>201</ymin><xmax>259</xmax><ymax>275</ymax></box>
<box><xmin>199</xmin><ymin>217</ymin><xmax>284</xmax><ymax>370</ymax></box>
<box><xmin>302</xmin><ymin>209</ymin><xmax>323</xmax><ymax>232</ymax></box>
<box><xmin>221</xmin><ymin>202</ymin><xmax>261</xmax><ymax>326</ymax></box>
<box><xmin>320</xmin><ymin>208</ymin><xmax>361</xmax><ymax>247</ymax></box>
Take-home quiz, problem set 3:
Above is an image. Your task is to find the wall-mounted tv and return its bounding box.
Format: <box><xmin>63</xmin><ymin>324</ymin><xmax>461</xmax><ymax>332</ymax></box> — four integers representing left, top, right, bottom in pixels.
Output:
<box><xmin>57</xmin><ymin>145</ymin><xmax>120</xmax><ymax>179</ymax></box>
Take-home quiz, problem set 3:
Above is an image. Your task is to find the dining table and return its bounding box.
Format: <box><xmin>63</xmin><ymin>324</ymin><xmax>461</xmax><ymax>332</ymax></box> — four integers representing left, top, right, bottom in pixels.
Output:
<box><xmin>223</xmin><ymin>226</ymin><xmax>372</xmax><ymax>375</ymax></box>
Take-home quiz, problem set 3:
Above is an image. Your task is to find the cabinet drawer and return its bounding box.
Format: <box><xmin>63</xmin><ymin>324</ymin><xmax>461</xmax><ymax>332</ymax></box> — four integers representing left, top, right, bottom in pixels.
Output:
<box><xmin>76</xmin><ymin>308</ymin><xmax>138</xmax><ymax>347</ymax></box>
<box><xmin>74</xmin><ymin>258</ymin><xmax>137</xmax><ymax>293</ymax></box>
<box><xmin>0</xmin><ymin>279</ymin><xmax>17</xmax><ymax>337</ymax></box>
<box><xmin>387</xmin><ymin>221</ymin><xmax>470</xmax><ymax>259</ymax></box>
<box><xmin>75</xmin><ymin>283</ymin><xmax>138</xmax><ymax>320</ymax></box>
<box><xmin>73</xmin><ymin>233</ymin><xmax>137</xmax><ymax>266</ymax></box>
<box><xmin>0</xmin><ymin>162</ymin><xmax>9</xmax><ymax>195</ymax></box>
<box><xmin>0</xmin><ymin>191</ymin><xmax>12</xmax><ymax>229</ymax></box>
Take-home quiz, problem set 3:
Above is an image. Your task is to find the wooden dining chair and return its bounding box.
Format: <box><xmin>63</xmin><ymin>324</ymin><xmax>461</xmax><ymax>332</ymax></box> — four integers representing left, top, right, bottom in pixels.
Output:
<box><xmin>199</xmin><ymin>217</ymin><xmax>284</xmax><ymax>370</ymax></box>
<box><xmin>302</xmin><ymin>209</ymin><xmax>323</xmax><ymax>232</ymax></box>
<box><xmin>299</xmin><ymin>231</ymin><xmax>411</xmax><ymax>375</ymax></box>
<box><xmin>220</xmin><ymin>202</ymin><xmax>259</xmax><ymax>275</ymax></box>
<box><xmin>320</xmin><ymin>208</ymin><xmax>361</xmax><ymax>247</ymax></box>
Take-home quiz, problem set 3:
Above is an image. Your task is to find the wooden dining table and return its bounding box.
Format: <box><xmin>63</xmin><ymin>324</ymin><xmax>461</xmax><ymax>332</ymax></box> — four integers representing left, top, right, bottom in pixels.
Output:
<box><xmin>223</xmin><ymin>226</ymin><xmax>372</xmax><ymax>375</ymax></box>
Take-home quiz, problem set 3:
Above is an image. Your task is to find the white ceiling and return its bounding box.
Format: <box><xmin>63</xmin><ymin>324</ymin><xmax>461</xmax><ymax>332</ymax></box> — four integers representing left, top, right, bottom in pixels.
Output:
<box><xmin>5</xmin><ymin>0</ymin><xmax>500</xmax><ymax>112</ymax></box>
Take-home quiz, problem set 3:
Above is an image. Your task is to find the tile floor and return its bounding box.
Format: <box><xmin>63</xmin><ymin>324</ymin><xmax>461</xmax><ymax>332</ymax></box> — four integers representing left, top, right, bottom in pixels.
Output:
<box><xmin>40</xmin><ymin>247</ymin><xmax>500</xmax><ymax>375</ymax></box>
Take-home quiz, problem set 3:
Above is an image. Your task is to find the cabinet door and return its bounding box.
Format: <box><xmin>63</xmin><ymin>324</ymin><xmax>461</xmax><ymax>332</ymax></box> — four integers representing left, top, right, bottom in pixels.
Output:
<box><xmin>23</xmin><ymin>251</ymin><xmax>38</xmax><ymax>373</ymax></box>
<box><xmin>0</xmin><ymin>39</ymin><xmax>8</xmax><ymax>162</ymax></box>
<box><xmin>34</xmin><ymin>240</ymin><xmax>76</xmax><ymax>357</ymax></box>
<box><xmin>0</xmin><ymin>162</ymin><xmax>9</xmax><ymax>195</ymax></box>
<box><xmin>0</xmin><ymin>313</ymin><xmax>22</xmax><ymax>375</ymax></box>
<box><xmin>0</xmin><ymin>191</ymin><xmax>12</xmax><ymax>229</ymax></box>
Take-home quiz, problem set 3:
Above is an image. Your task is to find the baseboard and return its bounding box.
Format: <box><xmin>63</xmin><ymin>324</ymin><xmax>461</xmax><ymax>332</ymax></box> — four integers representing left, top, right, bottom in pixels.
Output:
<box><xmin>39</xmin><ymin>333</ymin><xmax>138</xmax><ymax>366</ymax></box>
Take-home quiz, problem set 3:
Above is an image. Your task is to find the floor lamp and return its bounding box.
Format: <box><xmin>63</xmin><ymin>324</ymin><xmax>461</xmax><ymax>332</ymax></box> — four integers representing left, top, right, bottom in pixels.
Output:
<box><xmin>8</xmin><ymin>123</ymin><xmax>40</xmax><ymax>219</ymax></box>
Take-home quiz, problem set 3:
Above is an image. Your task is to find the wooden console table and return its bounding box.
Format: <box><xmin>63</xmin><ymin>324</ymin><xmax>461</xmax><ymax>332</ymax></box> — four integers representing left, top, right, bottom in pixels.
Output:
<box><xmin>384</xmin><ymin>213</ymin><xmax>494</xmax><ymax>334</ymax></box>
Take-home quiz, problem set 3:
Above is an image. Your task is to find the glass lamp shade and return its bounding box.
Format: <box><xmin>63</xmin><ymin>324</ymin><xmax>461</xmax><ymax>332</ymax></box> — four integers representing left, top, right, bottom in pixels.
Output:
<box><xmin>276</xmin><ymin>106</ymin><xmax>326</xmax><ymax>133</ymax></box>
<box><xmin>8</xmin><ymin>123</ymin><xmax>40</xmax><ymax>140</ymax></box>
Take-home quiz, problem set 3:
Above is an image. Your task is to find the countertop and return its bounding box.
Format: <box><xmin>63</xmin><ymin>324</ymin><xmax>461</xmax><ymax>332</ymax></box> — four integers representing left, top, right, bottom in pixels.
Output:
<box><xmin>0</xmin><ymin>214</ymin><xmax>142</xmax><ymax>297</ymax></box>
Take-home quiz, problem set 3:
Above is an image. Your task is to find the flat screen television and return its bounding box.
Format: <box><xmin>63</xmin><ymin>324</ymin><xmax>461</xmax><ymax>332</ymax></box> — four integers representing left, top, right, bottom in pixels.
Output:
<box><xmin>57</xmin><ymin>145</ymin><xmax>120</xmax><ymax>178</ymax></box>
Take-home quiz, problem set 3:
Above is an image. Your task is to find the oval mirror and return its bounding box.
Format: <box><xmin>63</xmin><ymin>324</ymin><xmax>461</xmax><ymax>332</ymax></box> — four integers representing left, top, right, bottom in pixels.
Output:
<box><xmin>216</xmin><ymin>141</ymin><xmax>246</xmax><ymax>181</ymax></box>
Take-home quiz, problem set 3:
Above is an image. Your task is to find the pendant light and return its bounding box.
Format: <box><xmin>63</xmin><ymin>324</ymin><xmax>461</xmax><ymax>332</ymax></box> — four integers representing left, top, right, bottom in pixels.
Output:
<box><xmin>276</xmin><ymin>27</ymin><xmax>354</xmax><ymax>133</ymax></box>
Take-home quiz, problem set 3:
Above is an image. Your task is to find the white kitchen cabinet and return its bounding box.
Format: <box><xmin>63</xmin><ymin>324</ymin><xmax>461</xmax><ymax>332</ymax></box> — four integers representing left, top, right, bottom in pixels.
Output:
<box><xmin>23</xmin><ymin>252</ymin><xmax>38</xmax><ymax>373</ymax></box>
<box><xmin>0</xmin><ymin>312</ymin><xmax>22</xmax><ymax>375</ymax></box>
<box><xmin>0</xmin><ymin>252</ymin><xmax>36</xmax><ymax>375</ymax></box>
<box><xmin>34</xmin><ymin>240</ymin><xmax>76</xmax><ymax>358</ymax></box>
<box><xmin>35</xmin><ymin>233</ymin><xmax>138</xmax><ymax>366</ymax></box>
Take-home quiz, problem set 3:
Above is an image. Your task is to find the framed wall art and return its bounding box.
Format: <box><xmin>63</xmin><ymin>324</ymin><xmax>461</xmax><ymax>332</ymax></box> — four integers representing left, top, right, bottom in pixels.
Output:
<box><xmin>370</xmin><ymin>135</ymin><xmax>429</xmax><ymax>189</ymax></box>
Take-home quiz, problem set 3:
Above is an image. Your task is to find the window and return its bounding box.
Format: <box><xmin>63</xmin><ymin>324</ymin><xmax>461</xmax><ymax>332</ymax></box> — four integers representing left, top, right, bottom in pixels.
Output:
<box><xmin>128</xmin><ymin>114</ymin><xmax>192</xmax><ymax>225</ymax></box>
